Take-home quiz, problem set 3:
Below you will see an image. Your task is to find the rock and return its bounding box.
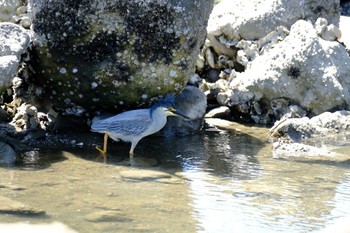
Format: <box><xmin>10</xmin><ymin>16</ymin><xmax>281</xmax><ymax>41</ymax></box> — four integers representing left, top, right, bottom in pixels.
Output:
<box><xmin>0</xmin><ymin>56</ymin><xmax>19</xmax><ymax>89</ymax></box>
<box><xmin>0</xmin><ymin>107</ymin><xmax>7</xmax><ymax>122</ymax></box>
<box><xmin>230</xmin><ymin>20</ymin><xmax>350</xmax><ymax>116</ymax></box>
<box><xmin>269</xmin><ymin>111</ymin><xmax>350</xmax><ymax>142</ymax></box>
<box><xmin>272</xmin><ymin>140</ymin><xmax>341</xmax><ymax>159</ymax></box>
<box><xmin>0</xmin><ymin>141</ymin><xmax>16</xmax><ymax>164</ymax></box>
<box><xmin>0</xmin><ymin>0</ymin><xmax>20</xmax><ymax>22</ymax></box>
<box><xmin>0</xmin><ymin>23</ymin><xmax>30</xmax><ymax>92</ymax></box>
<box><xmin>85</xmin><ymin>210</ymin><xmax>132</xmax><ymax>223</ymax></box>
<box><xmin>0</xmin><ymin>222</ymin><xmax>78</xmax><ymax>233</ymax></box>
<box><xmin>205</xmin><ymin>106</ymin><xmax>231</xmax><ymax>118</ymax></box>
<box><xmin>118</xmin><ymin>157</ymin><xmax>158</xmax><ymax>167</ymax></box>
<box><xmin>19</xmin><ymin>128</ymin><xmax>46</xmax><ymax>142</ymax></box>
<box><xmin>120</xmin><ymin>169</ymin><xmax>172</xmax><ymax>181</ymax></box>
<box><xmin>159</xmin><ymin>85</ymin><xmax>207</xmax><ymax>136</ymax></box>
<box><xmin>28</xmin><ymin>0</ymin><xmax>214</xmax><ymax>112</ymax></box>
<box><xmin>20</xmin><ymin>16</ymin><xmax>31</xmax><ymax>29</ymax></box>
<box><xmin>207</xmin><ymin>0</ymin><xmax>339</xmax><ymax>56</ymax></box>
<box><xmin>10</xmin><ymin>103</ymin><xmax>39</xmax><ymax>130</ymax></box>
<box><xmin>341</xmin><ymin>1</ymin><xmax>350</xmax><ymax>16</ymax></box>
<box><xmin>340</xmin><ymin>16</ymin><xmax>350</xmax><ymax>49</ymax></box>
<box><xmin>0</xmin><ymin>196</ymin><xmax>46</xmax><ymax>215</ymax></box>
<box><xmin>315</xmin><ymin>18</ymin><xmax>342</xmax><ymax>41</ymax></box>
<box><xmin>51</xmin><ymin>114</ymin><xmax>89</xmax><ymax>133</ymax></box>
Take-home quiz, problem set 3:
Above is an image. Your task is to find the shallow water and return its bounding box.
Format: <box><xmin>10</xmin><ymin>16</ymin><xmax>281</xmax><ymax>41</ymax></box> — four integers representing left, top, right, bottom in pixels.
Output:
<box><xmin>1</xmin><ymin>125</ymin><xmax>350</xmax><ymax>233</ymax></box>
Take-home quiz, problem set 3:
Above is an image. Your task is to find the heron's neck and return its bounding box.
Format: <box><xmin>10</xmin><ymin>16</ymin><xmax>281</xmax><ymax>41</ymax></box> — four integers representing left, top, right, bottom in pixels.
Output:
<box><xmin>150</xmin><ymin>107</ymin><xmax>167</xmax><ymax>130</ymax></box>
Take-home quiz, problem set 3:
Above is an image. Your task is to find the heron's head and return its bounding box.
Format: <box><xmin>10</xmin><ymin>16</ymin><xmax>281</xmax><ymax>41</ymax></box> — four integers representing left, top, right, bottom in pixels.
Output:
<box><xmin>151</xmin><ymin>94</ymin><xmax>191</xmax><ymax>119</ymax></box>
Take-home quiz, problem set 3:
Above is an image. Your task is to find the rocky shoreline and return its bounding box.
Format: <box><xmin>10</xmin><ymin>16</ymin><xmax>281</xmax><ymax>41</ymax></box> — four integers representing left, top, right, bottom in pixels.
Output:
<box><xmin>1</xmin><ymin>0</ymin><xmax>350</xmax><ymax>163</ymax></box>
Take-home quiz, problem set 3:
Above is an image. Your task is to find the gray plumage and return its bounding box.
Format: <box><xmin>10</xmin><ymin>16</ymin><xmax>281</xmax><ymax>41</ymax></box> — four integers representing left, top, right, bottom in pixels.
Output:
<box><xmin>91</xmin><ymin>94</ymin><xmax>190</xmax><ymax>157</ymax></box>
<box><xmin>91</xmin><ymin>109</ymin><xmax>152</xmax><ymax>142</ymax></box>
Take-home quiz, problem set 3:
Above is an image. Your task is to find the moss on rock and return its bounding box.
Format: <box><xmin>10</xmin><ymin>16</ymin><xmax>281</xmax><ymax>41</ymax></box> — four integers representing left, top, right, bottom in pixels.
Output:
<box><xmin>29</xmin><ymin>0</ymin><xmax>213</xmax><ymax>112</ymax></box>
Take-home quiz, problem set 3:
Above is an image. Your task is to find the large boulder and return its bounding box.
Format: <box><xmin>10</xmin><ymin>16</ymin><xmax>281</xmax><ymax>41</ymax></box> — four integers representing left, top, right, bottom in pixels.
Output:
<box><xmin>230</xmin><ymin>20</ymin><xmax>350</xmax><ymax>116</ymax></box>
<box><xmin>206</xmin><ymin>0</ymin><xmax>340</xmax><ymax>56</ymax></box>
<box><xmin>28</xmin><ymin>0</ymin><xmax>213</xmax><ymax>113</ymax></box>
<box><xmin>0</xmin><ymin>23</ymin><xmax>30</xmax><ymax>93</ymax></box>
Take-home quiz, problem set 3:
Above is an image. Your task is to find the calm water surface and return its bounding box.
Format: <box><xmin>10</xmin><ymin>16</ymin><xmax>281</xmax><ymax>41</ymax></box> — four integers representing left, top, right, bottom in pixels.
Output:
<box><xmin>0</xmin><ymin>124</ymin><xmax>350</xmax><ymax>233</ymax></box>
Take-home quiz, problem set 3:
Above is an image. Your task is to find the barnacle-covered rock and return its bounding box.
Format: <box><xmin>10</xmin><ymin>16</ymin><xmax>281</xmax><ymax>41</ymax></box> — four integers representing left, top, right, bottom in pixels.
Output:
<box><xmin>315</xmin><ymin>18</ymin><xmax>342</xmax><ymax>41</ymax></box>
<box><xmin>207</xmin><ymin>0</ymin><xmax>339</xmax><ymax>56</ymax></box>
<box><xmin>0</xmin><ymin>22</ymin><xmax>30</xmax><ymax>94</ymax></box>
<box><xmin>269</xmin><ymin>111</ymin><xmax>350</xmax><ymax>142</ymax></box>
<box><xmin>28</xmin><ymin>0</ymin><xmax>213</xmax><ymax>112</ymax></box>
<box><xmin>0</xmin><ymin>0</ymin><xmax>21</xmax><ymax>22</ymax></box>
<box><xmin>230</xmin><ymin>20</ymin><xmax>350</xmax><ymax>116</ymax></box>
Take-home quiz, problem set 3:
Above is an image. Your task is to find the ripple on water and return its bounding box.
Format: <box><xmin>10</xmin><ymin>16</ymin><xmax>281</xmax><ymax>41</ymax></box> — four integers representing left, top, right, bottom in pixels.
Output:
<box><xmin>0</xmin><ymin>129</ymin><xmax>349</xmax><ymax>233</ymax></box>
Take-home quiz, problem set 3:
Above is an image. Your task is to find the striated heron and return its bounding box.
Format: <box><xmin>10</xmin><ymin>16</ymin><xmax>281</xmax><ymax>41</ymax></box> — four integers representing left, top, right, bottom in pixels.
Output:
<box><xmin>91</xmin><ymin>94</ymin><xmax>190</xmax><ymax>162</ymax></box>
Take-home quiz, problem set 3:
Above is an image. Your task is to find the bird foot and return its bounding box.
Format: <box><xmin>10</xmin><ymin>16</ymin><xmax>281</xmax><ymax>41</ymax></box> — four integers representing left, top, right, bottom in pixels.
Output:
<box><xmin>95</xmin><ymin>146</ymin><xmax>107</xmax><ymax>163</ymax></box>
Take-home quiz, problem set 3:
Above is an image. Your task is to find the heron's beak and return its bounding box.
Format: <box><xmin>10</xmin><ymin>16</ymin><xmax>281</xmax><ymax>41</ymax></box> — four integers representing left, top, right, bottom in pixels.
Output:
<box><xmin>168</xmin><ymin>107</ymin><xmax>191</xmax><ymax>119</ymax></box>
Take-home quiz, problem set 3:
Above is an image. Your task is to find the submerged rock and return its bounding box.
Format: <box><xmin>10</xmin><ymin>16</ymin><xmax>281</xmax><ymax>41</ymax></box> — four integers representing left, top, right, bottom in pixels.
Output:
<box><xmin>120</xmin><ymin>169</ymin><xmax>172</xmax><ymax>181</ymax></box>
<box><xmin>85</xmin><ymin>210</ymin><xmax>132</xmax><ymax>223</ymax></box>
<box><xmin>0</xmin><ymin>196</ymin><xmax>46</xmax><ymax>215</ymax></box>
<box><xmin>28</xmin><ymin>0</ymin><xmax>213</xmax><ymax>112</ymax></box>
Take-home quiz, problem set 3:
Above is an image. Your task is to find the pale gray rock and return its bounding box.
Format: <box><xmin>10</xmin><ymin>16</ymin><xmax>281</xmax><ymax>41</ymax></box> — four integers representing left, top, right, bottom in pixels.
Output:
<box><xmin>272</xmin><ymin>141</ymin><xmax>340</xmax><ymax>159</ymax></box>
<box><xmin>205</xmin><ymin>106</ymin><xmax>231</xmax><ymax>118</ymax></box>
<box><xmin>0</xmin><ymin>0</ymin><xmax>20</xmax><ymax>22</ymax></box>
<box><xmin>0</xmin><ymin>23</ymin><xmax>30</xmax><ymax>57</ymax></box>
<box><xmin>269</xmin><ymin>111</ymin><xmax>350</xmax><ymax>142</ymax></box>
<box><xmin>0</xmin><ymin>23</ymin><xmax>30</xmax><ymax>90</ymax></box>
<box><xmin>207</xmin><ymin>0</ymin><xmax>340</xmax><ymax>56</ymax></box>
<box><xmin>28</xmin><ymin>0</ymin><xmax>214</xmax><ymax>112</ymax></box>
<box><xmin>208</xmin><ymin>0</ymin><xmax>340</xmax><ymax>54</ymax></box>
<box><xmin>0</xmin><ymin>55</ymin><xmax>19</xmax><ymax>87</ymax></box>
<box><xmin>230</xmin><ymin>20</ymin><xmax>350</xmax><ymax>116</ymax></box>
<box><xmin>315</xmin><ymin>18</ymin><xmax>342</xmax><ymax>41</ymax></box>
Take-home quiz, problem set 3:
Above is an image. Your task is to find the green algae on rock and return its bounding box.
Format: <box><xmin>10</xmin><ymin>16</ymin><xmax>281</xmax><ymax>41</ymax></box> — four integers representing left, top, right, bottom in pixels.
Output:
<box><xmin>29</xmin><ymin>0</ymin><xmax>213</xmax><ymax>112</ymax></box>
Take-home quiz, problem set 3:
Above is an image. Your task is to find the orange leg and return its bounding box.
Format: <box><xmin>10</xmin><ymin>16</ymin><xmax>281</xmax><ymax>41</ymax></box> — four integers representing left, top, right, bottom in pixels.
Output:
<box><xmin>96</xmin><ymin>134</ymin><xmax>108</xmax><ymax>163</ymax></box>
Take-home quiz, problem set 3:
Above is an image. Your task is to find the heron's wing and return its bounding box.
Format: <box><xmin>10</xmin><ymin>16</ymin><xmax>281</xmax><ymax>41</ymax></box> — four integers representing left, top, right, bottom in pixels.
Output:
<box><xmin>91</xmin><ymin>109</ymin><xmax>152</xmax><ymax>136</ymax></box>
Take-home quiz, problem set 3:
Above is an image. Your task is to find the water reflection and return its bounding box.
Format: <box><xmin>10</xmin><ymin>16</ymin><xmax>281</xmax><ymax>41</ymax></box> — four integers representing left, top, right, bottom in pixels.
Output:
<box><xmin>0</xmin><ymin>128</ymin><xmax>349</xmax><ymax>233</ymax></box>
<box><xmin>140</xmin><ymin>130</ymin><xmax>264</xmax><ymax>180</ymax></box>
<box><xmin>15</xmin><ymin>150</ymin><xmax>66</xmax><ymax>170</ymax></box>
